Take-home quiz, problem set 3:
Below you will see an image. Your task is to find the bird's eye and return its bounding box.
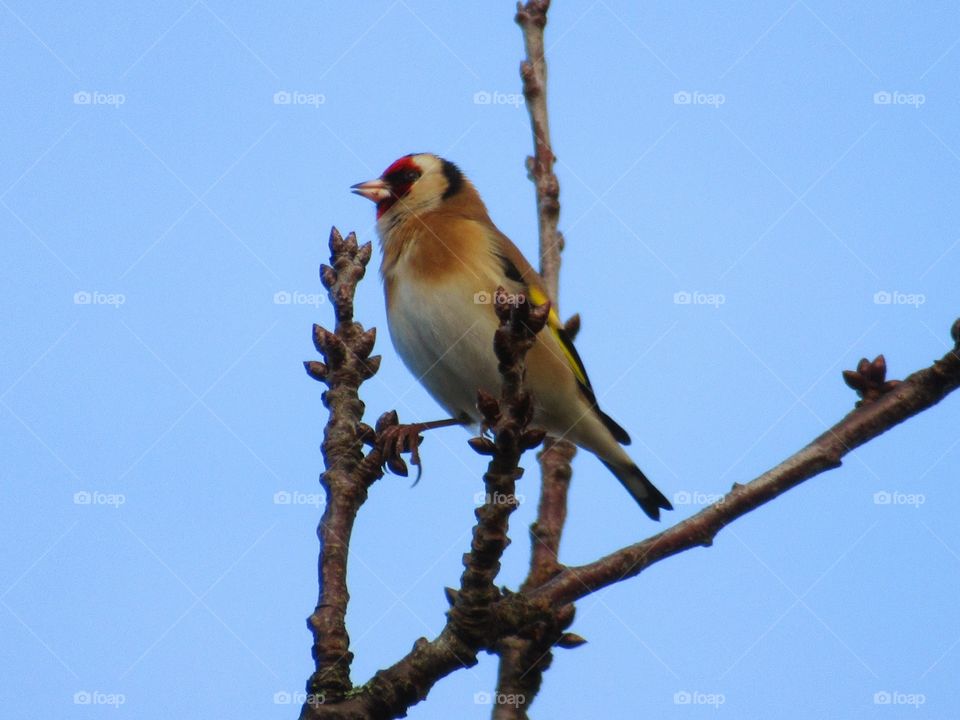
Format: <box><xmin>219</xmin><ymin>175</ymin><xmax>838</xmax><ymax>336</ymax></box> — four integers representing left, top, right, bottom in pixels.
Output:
<box><xmin>403</xmin><ymin>170</ymin><xmax>421</xmax><ymax>183</ymax></box>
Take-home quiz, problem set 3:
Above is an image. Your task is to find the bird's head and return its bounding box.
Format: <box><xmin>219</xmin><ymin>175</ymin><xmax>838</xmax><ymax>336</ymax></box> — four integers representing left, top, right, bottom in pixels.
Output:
<box><xmin>351</xmin><ymin>153</ymin><xmax>464</xmax><ymax>223</ymax></box>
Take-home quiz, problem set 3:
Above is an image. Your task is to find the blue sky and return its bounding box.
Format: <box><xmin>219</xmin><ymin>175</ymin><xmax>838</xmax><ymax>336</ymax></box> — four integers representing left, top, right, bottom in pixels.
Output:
<box><xmin>2</xmin><ymin>1</ymin><xmax>959</xmax><ymax>717</ymax></box>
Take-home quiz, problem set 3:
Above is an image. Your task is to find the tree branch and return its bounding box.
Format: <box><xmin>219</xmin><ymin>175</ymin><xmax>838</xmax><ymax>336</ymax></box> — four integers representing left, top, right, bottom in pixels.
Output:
<box><xmin>299</xmin><ymin>8</ymin><xmax>960</xmax><ymax>715</ymax></box>
<box><xmin>449</xmin><ymin>295</ymin><xmax>550</xmax><ymax>645</ymax></box>
<box><xmin>496</xmin><ymin>4</ymin><xmax>577</xmax><ymax>716</ymax></box>
<box><xmin>302</xmin><ymin>293</ymin><xmax>550</xmax><ymax>719</ymax></box>
<box><xmin>302</xmin><ymin>228</ymin><xmax>382</xmax><ymax>708</ymax></box>
<box><xmin>490</xmin><ymin>435</ymin><xmax>576</xmax><ymax>719</ymax></box>
<box><xmin>301</xmin><ymin>223</ymin><xmax>959</xmax><ymax>719</ymax></box>
<box><xmin>518</xmin><ymin>324</ymin><xmax>960</xmax><ymax>608</ymax></box>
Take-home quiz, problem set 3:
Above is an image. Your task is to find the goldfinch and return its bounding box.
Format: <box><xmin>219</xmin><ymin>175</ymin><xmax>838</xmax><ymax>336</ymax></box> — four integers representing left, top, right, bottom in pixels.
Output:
<box><xmin>351</xmin><ymin>153</ymin><xmax>671</xmax><ymax>520</ymax></box>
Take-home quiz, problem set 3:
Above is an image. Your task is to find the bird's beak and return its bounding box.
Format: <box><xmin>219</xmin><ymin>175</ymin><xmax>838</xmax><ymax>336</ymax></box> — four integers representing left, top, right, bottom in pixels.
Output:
<box><xmin>350</xmin><ymin>178</ymin><xmax>391</xmax><ymax>203</ymax></box>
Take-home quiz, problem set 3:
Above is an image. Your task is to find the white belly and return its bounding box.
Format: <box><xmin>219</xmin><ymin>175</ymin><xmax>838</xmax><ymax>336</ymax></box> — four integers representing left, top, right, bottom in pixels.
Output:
<box><xmin>386</xmin><ymin>279</ymin><xmax>501</xmax><ymax>423</ymax></box>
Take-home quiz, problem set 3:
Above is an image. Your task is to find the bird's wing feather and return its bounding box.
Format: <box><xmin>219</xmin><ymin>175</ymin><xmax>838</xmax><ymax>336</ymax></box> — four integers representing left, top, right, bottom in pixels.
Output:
<box><xmin>488</xmin><ymin>227</ymin><xmax>632</xmax><ymax>445</ymax></box>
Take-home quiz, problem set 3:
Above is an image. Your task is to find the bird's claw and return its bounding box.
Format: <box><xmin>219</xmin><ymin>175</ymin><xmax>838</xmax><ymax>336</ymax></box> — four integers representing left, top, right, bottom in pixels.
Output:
<box><xmin>376</xmin><ymin>423</ymin><xmax>425</xmax><ymax>484</ymax></box>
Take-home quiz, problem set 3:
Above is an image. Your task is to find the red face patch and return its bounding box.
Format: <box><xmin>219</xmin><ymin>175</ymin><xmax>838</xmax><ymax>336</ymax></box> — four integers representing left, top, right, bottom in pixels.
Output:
<box><xmin>382</xmin><ymin>155</ymin><xmax>419</xmax><ymax>178</ymax></box>
<box><xmin>376</xmin><ymin>155</ymin><xmax>422</xmax><ymax>218</ymax></box>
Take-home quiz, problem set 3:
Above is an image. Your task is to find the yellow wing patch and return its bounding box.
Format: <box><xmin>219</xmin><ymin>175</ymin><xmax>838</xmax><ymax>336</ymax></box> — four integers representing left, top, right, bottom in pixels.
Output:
<box><xmin>498</xmin><ymin>253</ymin><xmax>631</xmax><ymax>445</ymax></box>
<box><xmin>528</xmin><ymin>285</ymin><xmax>590</xmax><ymax>388</ymax></box>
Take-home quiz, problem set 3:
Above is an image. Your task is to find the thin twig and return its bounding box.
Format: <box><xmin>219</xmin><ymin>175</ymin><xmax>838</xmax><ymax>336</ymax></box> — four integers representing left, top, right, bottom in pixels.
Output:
<box><xmin>496</xmin><ymin>3</ymin><xmax>576</xmax><ymax>715</ymax></box>
<box><xmin>517</xmin><ymin>0</ymin><xmax>563</xmax><ymax>305</ymax></box>
<box><xmin>523</xmin><ymin>438</ymin><xmax>574</xmax><ymax>589</ymax></box>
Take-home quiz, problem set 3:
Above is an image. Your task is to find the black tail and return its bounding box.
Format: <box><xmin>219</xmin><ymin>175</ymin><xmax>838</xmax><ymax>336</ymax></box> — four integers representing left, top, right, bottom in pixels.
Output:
<box><xmin>602</xmin><ymin>460</ymin><xmax>673</xmax><ymax>521</ymax></box>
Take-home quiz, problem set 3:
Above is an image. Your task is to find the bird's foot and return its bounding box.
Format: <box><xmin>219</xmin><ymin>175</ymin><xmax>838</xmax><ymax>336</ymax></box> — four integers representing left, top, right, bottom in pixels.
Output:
<box><xmin>372</xmin><ymin>413</ymin><xmax>467</xmax><ymax>484</ymax></box>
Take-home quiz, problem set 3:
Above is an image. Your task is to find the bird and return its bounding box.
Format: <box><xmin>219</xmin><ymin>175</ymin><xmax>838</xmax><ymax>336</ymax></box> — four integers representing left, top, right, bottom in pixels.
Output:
<box><xmin>351</xmin><ymin>153</ymin><xmax>672</xmax><ymax>520</ymax></box>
